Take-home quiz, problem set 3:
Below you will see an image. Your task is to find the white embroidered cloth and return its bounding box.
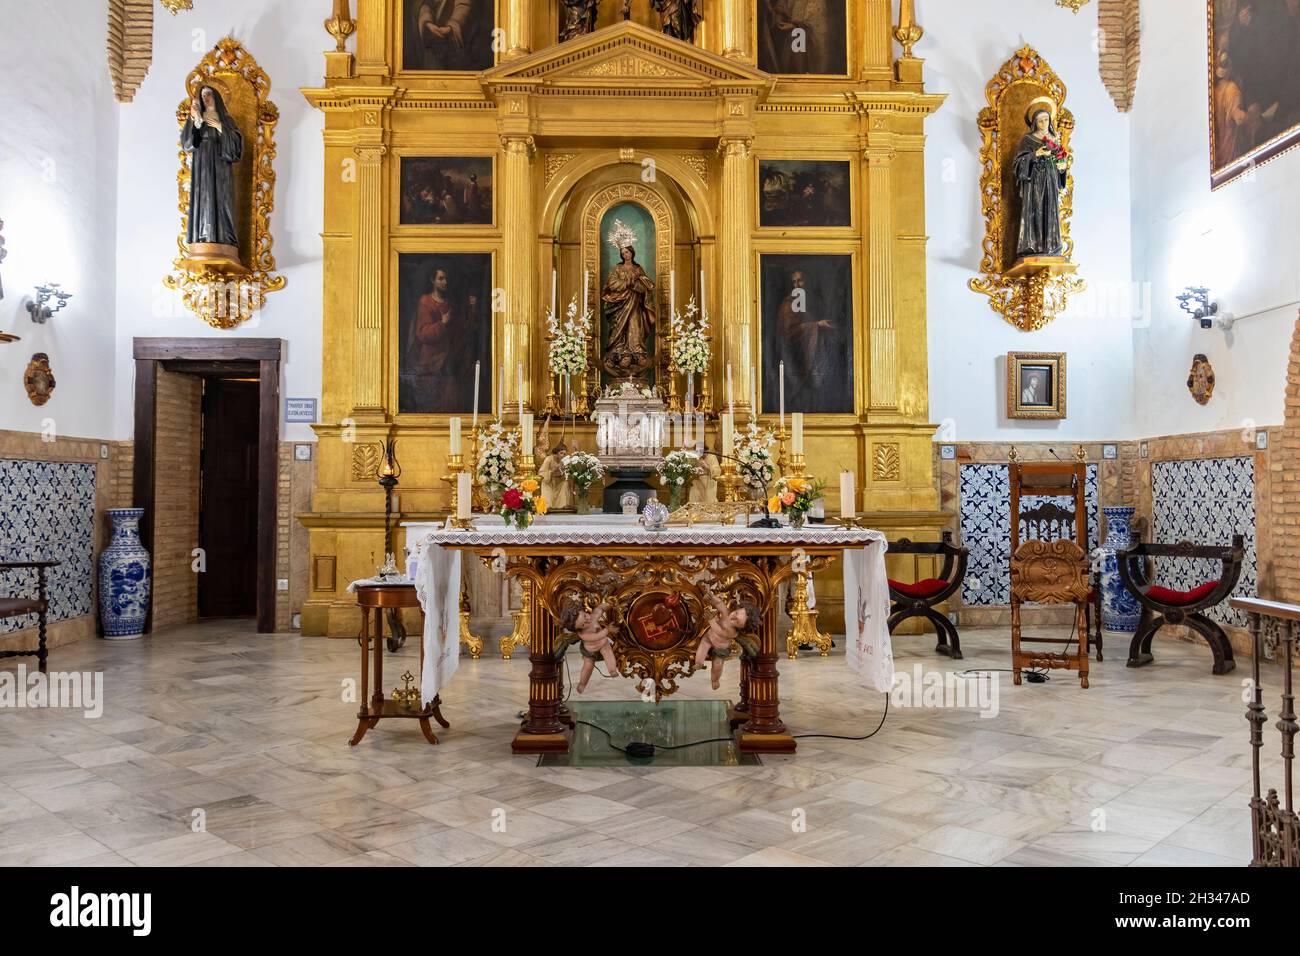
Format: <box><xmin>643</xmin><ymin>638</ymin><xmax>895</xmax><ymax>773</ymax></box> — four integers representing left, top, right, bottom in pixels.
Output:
<box><xmin>414</xmin><ymin>519</ymin><xmax>893</xmax><ymax>698</ymax></box>
<box><xmin>412</xmin><ymin>528</ymin><xmax>462</xmax><ymax>706</ymax></box>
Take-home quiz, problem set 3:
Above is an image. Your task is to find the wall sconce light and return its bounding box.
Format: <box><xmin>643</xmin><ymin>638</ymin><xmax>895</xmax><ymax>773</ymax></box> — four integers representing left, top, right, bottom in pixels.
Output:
<box><xmin>1177</xmin><ymin>286</ymin><xmax>1234</xmax><ymax>331</ymax></box>
<box><xmin>26</xmin><ymin>284</ymin><xmax>72</xmax><ymax>323</ymax></box>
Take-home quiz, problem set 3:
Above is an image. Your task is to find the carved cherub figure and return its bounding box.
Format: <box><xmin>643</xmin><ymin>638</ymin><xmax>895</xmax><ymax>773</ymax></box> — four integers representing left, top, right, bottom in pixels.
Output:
<box><xmin>560</xmin><ymin>599</ymin><xmax>620</xmax><ymax>693</ymax></box>
<box><xmin>696</xmin><ymin>584</ymin><xmax>760</xmax><ymax>690</ymax></box>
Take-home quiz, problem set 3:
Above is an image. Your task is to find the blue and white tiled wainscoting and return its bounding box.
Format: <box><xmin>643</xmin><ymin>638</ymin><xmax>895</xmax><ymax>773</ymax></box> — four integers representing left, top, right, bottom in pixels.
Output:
<box><xmin>1150</xmin><ymin>456</ymin><xmax>1257</xmax><ymax>628</ymax></box>
<box><xmin>958</xmin><ymin>463</ymin><xmax>1099</xmax><ymax>607</ymax></box>
<box><xmin>0</xmin><ymin>459</ymin><xmax>98</xmax><ymax>635</ymax></box>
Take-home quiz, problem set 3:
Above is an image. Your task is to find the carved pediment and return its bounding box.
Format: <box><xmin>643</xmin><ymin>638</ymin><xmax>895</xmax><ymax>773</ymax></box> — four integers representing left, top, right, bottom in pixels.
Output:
<box><xmin>481</xmin><ymin>21</ymin><xmax>771</xmax><ymax>95</ymax></box>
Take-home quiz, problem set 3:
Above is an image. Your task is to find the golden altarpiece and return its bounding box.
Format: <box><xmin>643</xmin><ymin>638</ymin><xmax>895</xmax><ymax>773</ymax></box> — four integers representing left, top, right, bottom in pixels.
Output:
<box><xmin>299</xmin><ymin>0</ymin><xmax>948</xmax><ymax>636</ymax></box>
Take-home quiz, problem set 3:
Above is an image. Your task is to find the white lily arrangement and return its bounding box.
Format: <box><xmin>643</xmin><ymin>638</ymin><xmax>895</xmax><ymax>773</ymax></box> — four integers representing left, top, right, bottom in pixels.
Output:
<box><xmin>735</xmin><ymin>422</ymin><xmax>777</xmax><ymax>491</ymax></box>
<box><xmin>657</xmin><ymin>449</ymin><xmax>703</xmax><ymax>487</ymax></box>
<box><xmin>669</xmin><ymin>296</ymin><xmax>710</xmax><ymax>375</ymax></box>
<box><xmin>476</xmin><ymin>422</ymin><xmax>517</xmax><ymax>491</ymax></box>
<box><xmin>561</xmin><ymin>451</ymin><xmax>604</xmax><ymax>491</ymax></box>
<box><xmin>546</xmin><ymin>294</ymin><xmax>592</xmax><ymax>378</ymax></box>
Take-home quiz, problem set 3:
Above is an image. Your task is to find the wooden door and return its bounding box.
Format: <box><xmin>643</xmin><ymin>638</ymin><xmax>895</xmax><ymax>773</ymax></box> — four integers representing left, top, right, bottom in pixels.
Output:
<box><xmin>198</xmin><ymin>378</ymin><xmax>260</xmax><ymax>617</ymax></box>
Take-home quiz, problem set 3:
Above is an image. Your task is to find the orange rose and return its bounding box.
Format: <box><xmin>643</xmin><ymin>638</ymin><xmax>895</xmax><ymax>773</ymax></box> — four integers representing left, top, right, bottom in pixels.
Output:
<box><xmin>767</xmin><ymin>495</ymin><xmax>781</xmax><ymax>514</ymax></box>
<box><xmin>521</xmin><ymin>478</ymin><xmax>539</xmax><ymax>493</ymax></box>
<box><xmin>787</xmin><ymin>477</ymin><xmax>807</xmax><ymax>494</ymax></box>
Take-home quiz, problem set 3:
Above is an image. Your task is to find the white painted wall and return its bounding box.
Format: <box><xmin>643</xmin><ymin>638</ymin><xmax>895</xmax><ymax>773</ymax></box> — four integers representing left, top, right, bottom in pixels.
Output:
<box><xmin>920</xmin><ymin>0</ymin><xmax>1137</xmax><ymax>442</ymax></box>
<box><xmin>112</xmin><ymin>0</ymin><xmax>324</xmax><ymax>442</ymax></box>
<box><xmin>0</xmin><ymin>0</ymin><xmax>119</xmax><ymax>439</ymax></box>
<box><xmin>1130</xmin><ymin>0</ymin><xmax>1299</xmax><ymax>438</ymax></box>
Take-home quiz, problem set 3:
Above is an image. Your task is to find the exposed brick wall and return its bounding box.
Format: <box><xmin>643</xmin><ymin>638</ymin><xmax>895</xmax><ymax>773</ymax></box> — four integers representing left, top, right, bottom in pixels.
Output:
<box><xmin>1098</xmin><ymin>0</ymin><xmax>1140</xmax><ymax>112</ymax></box>
<box><xmin>150</xmin><ymin>370</ymin><xmax>201</xmax><ymax>633</ymax></box>
<box><xmin>1275</xmin><ymin>313</ymin><xmax>1300</xmax><ymax>604</ymax></box>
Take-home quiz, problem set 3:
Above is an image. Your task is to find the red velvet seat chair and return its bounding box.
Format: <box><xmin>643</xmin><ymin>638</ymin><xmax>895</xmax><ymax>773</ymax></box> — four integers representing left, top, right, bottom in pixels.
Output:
<box><xmin>1117</xmin><ymin>535</ymin><xmax>1245</xmax><ymax>675</ymax></box>
<box><xmin>887</xmin><ymin>532</ymin><xmax>969</xmax><ymax>659</ymax></box>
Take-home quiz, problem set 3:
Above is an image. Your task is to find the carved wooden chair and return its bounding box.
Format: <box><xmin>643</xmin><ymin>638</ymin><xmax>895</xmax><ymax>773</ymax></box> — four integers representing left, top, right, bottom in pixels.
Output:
<box><xmin>0</xmin><ymin>560</ymin><xmax>59</xmax><ymax>674</ymax></box>
<box><xmin>1117</xmin><ymin>534</ymin><xmax>1245</xmax><ymax>675</ymax></box>
<box><xmin>1009</xmin><ymin>459</ymin><xmax>1091</xmax><ymax>688</ymax></box>
<box><xmin>886</xmin><ymin>531</ymin><xmax>969</xmax><ymax>659</ymax></box>
<box><xmin>1018</xmin><ymin>499</ymin><xmax>1103</xmax><ymax>660</ymax></box>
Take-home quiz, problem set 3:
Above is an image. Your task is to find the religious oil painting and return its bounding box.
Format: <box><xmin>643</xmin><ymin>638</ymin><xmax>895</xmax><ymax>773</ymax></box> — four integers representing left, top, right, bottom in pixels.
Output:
<box><xmin>402</xmin><ymin>0</ymin><xmax>496</xmax><ymax>72</ymax></box>
<box><xmin>760</xmin><ymin>254</ymin><xmax>854</xmax><ymax>415</ymax></box>
<box><xmin>397</xmin><ymin>252</ymin><xmax>493</xmax><ymax>415</ymax></box>
<box><xmin>1209</xmin><ymin>0</ymin><xmax>1300</xmax><ymax>187</ymax></box>
<box><xmin>599</xmin><ymin>202</ymin><xmax>659</xmax><ymax>386</ymax></box>
<box><xmin>759</xmin><ymin>159</ymin><xmax>851</xmax><ymax>228</ymax></box>
<box><xmin>757</xmin><ymin>0</ymin><xmax>849</xmax><ymax>76</ymax></box>
<box><xmin>1006</xmin><ymin>351</ymin><xmax>1066</xmax><ymax>420</ymax></box>
<box><xmin>400</xmin><ymin>157</ymin><xmax>493</xmax><ymax>225</ymax></box>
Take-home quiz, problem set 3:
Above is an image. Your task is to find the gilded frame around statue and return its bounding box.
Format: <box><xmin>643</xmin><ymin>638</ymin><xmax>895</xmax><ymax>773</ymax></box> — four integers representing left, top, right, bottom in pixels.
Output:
<box><xmin>163</xmin><ymin>38</ymin><xmax>285</xmax><ymax>330</ymax></box>
<box><xmin>969</xmin><ymin>46</ymin><xmax>1084</xmax><ymax>333</ymax></box>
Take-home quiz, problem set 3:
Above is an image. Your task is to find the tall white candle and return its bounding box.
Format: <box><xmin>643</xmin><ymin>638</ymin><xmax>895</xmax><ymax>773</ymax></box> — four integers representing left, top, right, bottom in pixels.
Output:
<box><xmin>840</xmin><ymin>471</ymin><xmax>856</xmax><ymax>519</ymax></box>
<box><xmin>749</xmin><ymin>366</ymin><xmax>757</xmax><ymax>419</ymax></box>
<box><xmin>516</xmin><ymin>363</ymin><xmax>524</xmax><ymax>419</ymax></box>
<box><xmin>449</xmin><ymin>417</ymin><xmax>462</xmax><ymax>456</ymax></box>
<box><xmin>792</xmin><ymin>412</ymin><xmax>804</xmax><ymax>455</ymax></box>
<box><xmin>472</xmin><ymin>361</ymin><xmax>481</xmax><ymax>430</ymax></box>
<box><xmin>497</xmin><ymin>364</ymin><xmax>504</xmax><ymax>419</ymax></box>
<box><xmin>699</xmin><ymin>269</ymin><xmax>706</xmax><ymax>314</ymax></box>
<box><xmin>721</xmin><ymin>413</ymin><xmax>734</xmax><ymax>457</ymax></box>
<box><xmin>583</xmin><ymin>270</ymin><xmax>590</xmax><ymax>309</ymax></box>
<box><xmin>742</xmin><ymin>326</ymin><xmax>751</xmax><ymax>384</ymax></box>
<box><xmin>670</xmin><ymin>270</ymin><xmax>676</xmax><ymax>314</ymax></box>
<box><xmin>550</xmin><ymin>269</ymin><xmax>557</xmax><ymax>318</ymax></box>
<box><xmin>521</xmin><ymin>412</ymin><xmax>534</xmax><ymax>457</ymax></box>
<box><xmin>779</xmin><ymin>361</ymin><xmax>786</xmax><ymax>432</ymax></box>
<box><xmin>457</xmin><ymin>472</ymin><xmax>472</xmax><ymax>519</ymax></box>
<box><xmin>726</xmin><ymin>364</ymin><xmax>735</xmax><ymax>417</ymax></box>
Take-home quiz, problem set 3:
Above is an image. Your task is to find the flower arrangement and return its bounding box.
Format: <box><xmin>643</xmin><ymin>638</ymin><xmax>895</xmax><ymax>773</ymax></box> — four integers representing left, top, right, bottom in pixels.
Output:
<box><xmin>546</xmin><ymin>294</ymin><xmax>592</xmax><ymax>378</ymax></box>
<box><xmin>657</xmin><ymin>449</ymin><xmax>702</xmax><ymax>488</ymax></box>
<box><xmin>562</xmin><ymin>450</ymin><xmax>605</xmax><ymax>492</ymax></box>
<box><xmin>476</xmin><ymin>422</ymin><xmax>517</xmax><ymax>492</ymax></box>
<box><xmin>500</xmin><ymin>478</ymin><xmax>546</xmax><ymax>529</ymax></box>
<box><xmin>604</xmin><ymin>381</ymin><xmax>658</xmax><ymax>401</ymax></box>
<box><xmin>1041</xmin><ymin>135</ymin><xmax>1069</xmax><ymax>173</ymax></box>
<box><xmin>767</xmin><ymin>475</ymin><xmax>823</xmax><ymax>528</ymax></box>
<box><xmin>669</xmin><ymin>297</ymin><xmax>710</xmax><ymax>375</ymax></box>
<box><xmin>735</xmin><ymin>423</ymin><xmax>776</xmax><ymax>492</ymax></box>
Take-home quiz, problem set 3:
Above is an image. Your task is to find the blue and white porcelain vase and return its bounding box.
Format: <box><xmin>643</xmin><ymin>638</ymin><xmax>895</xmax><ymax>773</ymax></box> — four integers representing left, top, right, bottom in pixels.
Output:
<box><xmin>1099</xmin><ymin>506</ymin><xmax>1141</xmax><ymax>632</ymax></box>
<box><xmin>98</xmin><ymin>508</ymin><xmax>151</xmax><ymax>639</ymax></box>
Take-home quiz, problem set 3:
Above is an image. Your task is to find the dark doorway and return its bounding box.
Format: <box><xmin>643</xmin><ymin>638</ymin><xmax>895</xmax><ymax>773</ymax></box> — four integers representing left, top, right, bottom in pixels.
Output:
<box><xmin>132</xmin><ymin>338</ymin><xmax>282</xmax><ymax>633</ymax></box>
<box><xmin>199</xmin><ymin>378</ymin><xmax>260</xmax><ymax>617</ymax></box>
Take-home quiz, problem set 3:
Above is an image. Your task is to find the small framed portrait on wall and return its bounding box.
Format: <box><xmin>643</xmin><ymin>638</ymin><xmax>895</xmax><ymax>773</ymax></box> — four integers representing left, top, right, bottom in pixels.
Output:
<box><xmin>1007</xmin><ymin>352</ymin><xmax>1066</xmax><ymax>420</ymax></box>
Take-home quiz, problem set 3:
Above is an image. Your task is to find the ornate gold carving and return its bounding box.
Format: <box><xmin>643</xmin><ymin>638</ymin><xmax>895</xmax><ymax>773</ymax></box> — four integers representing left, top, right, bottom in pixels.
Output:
<box><xmin>544</xmin><ymin>152</ymin><xmax>578</xmax><ymax>185</ymax></box>
<box><xmin>893</xmin><ymin>0</ymin><xmax>924</xmax><ymax>58</ymax></box>
<box><xmin>163</xmin><ymin>38</ymin><xmax>286</xmax><ymax>330</ymax></box>
<box><xmin>872</xmin><ymin>443</ymin><xmax>902</xmax><ymax>481</ymax></box>
<box><xmin>351</xmin><ymin>442</ymin><xmax>381</xmax><ymax>482</ymax></box>
<box><xmin>969</xmin><ymin>47</ymin><xmax>1084</xmax><ymax>332</ymax></box>
<box><xmin>459</xmin><ymin>584</ymin><xmax>484</xmax><ymax>659</ymax></box>
<box><xmin>785</xmin><ymin>560</ymin><xmax>832</xmax><ymax>659</ymax></box>
<box><xmin>568</xmin><ymin>53</ymin><xmax>687</xmax><ymax>79</ymax></box>
<box><xmin>677</xmin><ymin>153</ymin><xmax>708</xmax><ymax>184</ymax></box>
<box><xmin>324</xmin><ymin>0</ymin><xmax>355</xmax><ymax>53</ymax></box>
<box><xmin>23</xmin><ymin>353</ymin><xmax>56</xmax><ymax>407</ymax></box>
<box><xmin>159</xmin><ymin>0</ymin><xmax>193</xmax><ymax>12</ymax></box>
<box><xmin>503</xmin><ymin>583</ymin><xmax>532</xmax><ymax>660</ymax></box>
<box><xmin>1055</xmin><ymin>0</ymin><xmax>1092</xmax><ymax>11</ymax></box>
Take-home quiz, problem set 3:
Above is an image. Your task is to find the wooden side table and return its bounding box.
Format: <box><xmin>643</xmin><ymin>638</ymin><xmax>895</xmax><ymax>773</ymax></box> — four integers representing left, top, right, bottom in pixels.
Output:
<box><xmin>350</xmin><ymin>583</ymin><xmax>449</xmax><ymax>747</ymax></box>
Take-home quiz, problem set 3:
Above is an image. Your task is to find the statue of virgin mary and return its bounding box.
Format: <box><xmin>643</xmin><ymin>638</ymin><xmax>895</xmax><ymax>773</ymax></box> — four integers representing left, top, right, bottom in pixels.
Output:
<box><xmin>1012</xmin><ymin>97</ymin><xmax>1068</xmax><ymax>260</ymax></box>
<box><xmin>600</xmin><ymin>220</ymin><xmax>657</xmax><ymax>382</ymax></box>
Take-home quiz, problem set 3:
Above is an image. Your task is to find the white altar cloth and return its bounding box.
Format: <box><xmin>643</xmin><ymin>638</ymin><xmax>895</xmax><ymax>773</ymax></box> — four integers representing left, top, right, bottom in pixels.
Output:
<box><xmin>411</xmin><ymin>518</ymin><xmax>894</xmax><ymax>703</ymax></box>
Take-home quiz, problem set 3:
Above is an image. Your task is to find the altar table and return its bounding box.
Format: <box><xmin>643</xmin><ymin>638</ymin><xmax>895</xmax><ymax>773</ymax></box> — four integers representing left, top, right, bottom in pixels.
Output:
<box><xmin>414</xmin><ymin>520</ymin><xmax>892</xmax><ymax>755</ymax></box>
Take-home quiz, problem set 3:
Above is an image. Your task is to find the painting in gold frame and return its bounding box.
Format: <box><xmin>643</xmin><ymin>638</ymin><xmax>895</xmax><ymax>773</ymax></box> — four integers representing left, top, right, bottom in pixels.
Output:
<box><xmin>1208</xmin><ymin>0</ymin><xmax>1300</xmax><ymax>189</ymax></box>
<box><xmin>1007</xmin><ymin>352</ymin><xmax>1066</xmax><ymax>420</ymax></box>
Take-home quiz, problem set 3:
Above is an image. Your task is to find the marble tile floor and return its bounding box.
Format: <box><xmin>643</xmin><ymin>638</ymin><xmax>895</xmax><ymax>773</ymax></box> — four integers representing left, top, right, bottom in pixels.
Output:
<box><xmin>0</xmin><ymin>620</ymin><xmax>1276</xmax><ymax>868</ymax></box>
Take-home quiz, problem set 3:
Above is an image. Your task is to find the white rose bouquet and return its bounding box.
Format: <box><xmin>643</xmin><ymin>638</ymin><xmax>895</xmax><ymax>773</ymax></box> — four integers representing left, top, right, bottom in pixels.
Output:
<box><xmin>562</xmin><ymin>451</ymin><xmax>605</xmax><ymax>492</ymax></box>
<box><xmin>546</xmin><ymin>294</ymin><xmax>592</xmax><ymax>378</ymax></box>
<box><xmin>476</xmin><ymin>422</ymin><xmax>517</xmax><ymax>492</ymax></box>
<box><xmin>657</xmin><ymin>449</ymin><xmax>702</xmax><ymax>488</ymax></box>
<box><xmin>669</xmin><ymin>297</ymin><xmax>710</xmax><ymax>375</ymax></box>
<box><xmin>735</xmin><ymin>423</ymin><xmax>776</xmax><ymax>492</ymax></box>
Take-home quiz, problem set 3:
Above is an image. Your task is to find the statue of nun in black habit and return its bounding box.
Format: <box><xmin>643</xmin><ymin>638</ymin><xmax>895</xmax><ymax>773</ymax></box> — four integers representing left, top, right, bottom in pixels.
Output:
<box><xmin>182</xmin><ymin>86</ymin><xmax>243</xmax><ymax>253</ymax></box>
<box><xmin>1012</xmin><ymin>97</ymin><xmax>1069</xmax><ymax>260</ymax></box>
